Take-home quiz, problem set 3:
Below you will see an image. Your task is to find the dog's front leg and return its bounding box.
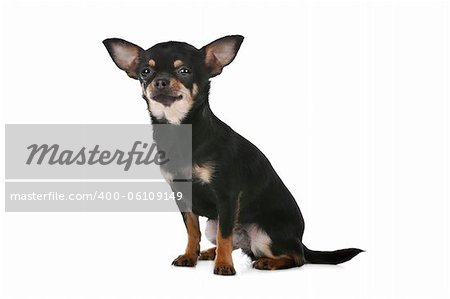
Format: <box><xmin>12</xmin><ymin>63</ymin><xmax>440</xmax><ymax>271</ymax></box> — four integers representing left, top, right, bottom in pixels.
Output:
<box><xmin>172</xmin><ymin>212</ymin><xmax>200</xmax><ymax>267</ymax></box>
<box><xmin>214</xmin><ymin>222</ymin><xmax>235</xmax><ymax>275</ymax></box>
<box><xmin>213</xmin><ymin>193</ymin><xmax>239</xmax><ymax>275</ymax></box>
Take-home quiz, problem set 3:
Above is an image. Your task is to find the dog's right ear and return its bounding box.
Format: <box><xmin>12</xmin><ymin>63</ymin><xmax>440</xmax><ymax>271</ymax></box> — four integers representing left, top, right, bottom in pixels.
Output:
<box><xmin>103</xmin><ymin>38</ymin><xmax>143</xmax><ymax>79</ymax></box>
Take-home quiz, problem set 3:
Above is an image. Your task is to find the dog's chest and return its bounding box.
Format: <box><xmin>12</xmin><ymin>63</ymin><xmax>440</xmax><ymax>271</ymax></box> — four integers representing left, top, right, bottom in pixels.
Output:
<box><xmin>160</xmin><ymin>162</ymin><xmax>215</xmax><ymax>185</ymax></box>
<box><xmin>160</xmin><ymin>163</ymin><xmax>217</xmax><ymax>218</ymax></box>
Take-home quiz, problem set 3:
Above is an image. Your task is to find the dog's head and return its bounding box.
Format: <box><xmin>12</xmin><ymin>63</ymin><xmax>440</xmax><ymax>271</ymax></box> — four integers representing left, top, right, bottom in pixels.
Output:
<box><xmin>103</xmin><ymin>35</ymin><xmax>244</xmax><ymax>125</ymax></box>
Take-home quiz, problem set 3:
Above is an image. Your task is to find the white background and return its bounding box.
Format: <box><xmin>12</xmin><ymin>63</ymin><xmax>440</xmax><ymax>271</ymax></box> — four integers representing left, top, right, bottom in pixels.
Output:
<box><xmin>1</xmin><ymin>0</ymin><xmax>449</xmax><ymax>298</ymax></box>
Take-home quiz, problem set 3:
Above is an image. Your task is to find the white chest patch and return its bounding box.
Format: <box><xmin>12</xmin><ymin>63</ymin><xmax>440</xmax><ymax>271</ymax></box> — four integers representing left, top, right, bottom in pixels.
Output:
<box><xmin>144</xmin><ymin>83</ymin><xmax>198</xmax><ymax>125</ymax></box>
<box><xmin>148</xmin><ymin>98</ymin><xmax>193</xmax><ymax>125</ymax></box>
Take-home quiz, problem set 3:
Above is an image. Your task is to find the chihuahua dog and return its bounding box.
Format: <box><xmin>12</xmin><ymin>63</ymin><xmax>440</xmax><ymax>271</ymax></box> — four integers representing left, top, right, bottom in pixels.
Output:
<box><xmin>103</xmin><ymin>35</ymin><xmax>362</xmax><ymax>275</ymax></box>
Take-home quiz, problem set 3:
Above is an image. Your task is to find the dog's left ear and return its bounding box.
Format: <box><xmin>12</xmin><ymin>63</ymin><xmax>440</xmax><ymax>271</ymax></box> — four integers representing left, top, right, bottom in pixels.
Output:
<box><xmin>202</xmin><ymin>35</ymin><xmax>244</xmax><ymax>77</ymax></box>
<box><xmin>103</xmin><ymin>38</ymin><xmax>143</xmax><ymax>79</ymax></box>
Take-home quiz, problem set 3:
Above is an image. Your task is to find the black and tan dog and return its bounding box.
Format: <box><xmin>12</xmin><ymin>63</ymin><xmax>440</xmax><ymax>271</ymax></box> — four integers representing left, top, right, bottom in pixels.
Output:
<box><xmin>103</xmin><ymin>35</ymin><xmax>362</xmax><ymax>275</ymax></box>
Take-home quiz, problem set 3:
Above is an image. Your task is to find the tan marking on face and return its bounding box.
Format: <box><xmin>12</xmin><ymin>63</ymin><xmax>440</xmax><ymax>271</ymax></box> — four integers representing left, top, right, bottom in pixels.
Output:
<box><xmin>148</xmin><ymin>59</ymin><xmax>156</xmax><ymax>67</ymax></box>
<box><xmin>171</xmin><ymin>78</ymin><xmax>181</xmax><ymax>89</ymax></box>
<box><xmin>173</xmin><ymin>59</ymin><xmax>183</xmax><ymax>68</ymax></box>
<box><xmin>192</xmin><ymin>83</ymin><xmax>198</xmax><ymax>97</ymax></box>
<box><xmin>145</xmin><ymin>81</ymin><xmax>199</xmax><ymax>125</ymax></box>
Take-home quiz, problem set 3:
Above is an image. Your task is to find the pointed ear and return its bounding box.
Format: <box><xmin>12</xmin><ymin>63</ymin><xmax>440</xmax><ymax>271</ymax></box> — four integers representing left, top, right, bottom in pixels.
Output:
<box><xmin>103</xmin><ymin>38</ymin><xmax>143</xmax><ymax>79</ymax></box>
<box><xmin>202</xmin><ymin>35</ymin><xmax>244</xmax><ymax>77</ymax></box>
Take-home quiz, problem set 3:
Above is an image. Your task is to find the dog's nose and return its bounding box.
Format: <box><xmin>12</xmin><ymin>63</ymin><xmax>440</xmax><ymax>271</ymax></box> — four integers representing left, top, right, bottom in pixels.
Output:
<box><xmin>154</xmin><ymin>78</ymin><xmax>169</xmax><ymax>90</ymax></box>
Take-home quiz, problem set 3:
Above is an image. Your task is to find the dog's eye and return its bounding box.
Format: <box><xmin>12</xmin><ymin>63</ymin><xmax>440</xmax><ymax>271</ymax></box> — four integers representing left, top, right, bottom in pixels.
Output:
<box><xmin>178</xmin><ymin>67</ymin><xmax>191</xmax><ymax>75</ymax></box>
<box><xmin>140</xmin><ymin>68</ymin><xmax>153</xmax><ymax>78</ymax></box>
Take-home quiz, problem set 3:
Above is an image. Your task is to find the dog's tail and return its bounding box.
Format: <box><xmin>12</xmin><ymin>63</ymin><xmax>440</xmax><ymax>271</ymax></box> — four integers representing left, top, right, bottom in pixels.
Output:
<box><xmin>303</xmin><ymin>244</ymin><xmax>364</xmax><ymax>265</ymax></box>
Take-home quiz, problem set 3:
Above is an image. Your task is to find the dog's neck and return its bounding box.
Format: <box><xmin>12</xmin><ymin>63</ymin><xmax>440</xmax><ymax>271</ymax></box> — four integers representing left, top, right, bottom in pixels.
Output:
<box><xmin>150</xmin><ymin>82</ymin><xmax>226</xmax><ymax>166</ymax></box>
<box><xmin>149</xmin><ymin>82</ymin><xmax>225</xmax><ymax>149</ymax></box>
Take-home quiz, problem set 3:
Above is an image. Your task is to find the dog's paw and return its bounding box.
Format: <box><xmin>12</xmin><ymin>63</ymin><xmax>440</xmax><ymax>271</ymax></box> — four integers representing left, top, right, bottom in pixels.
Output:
<box><xmin>213</xmin><ymin>262</ymin><xmax>236</xmax><ymax>275</ymax></box>
<box><xmin>172</xmin><ymin>254</ymin><xmax>198</xmax><ymax>267</ymax></box>
<box><xmin>252</xmin><ymin>256</ymin><xmax>299</xmax><ymax>270</ymax></box>
<box><xmin>199</xmin><ymin>247</ymin><xmax>216</xmax><ymax>261</ymax></box>
<box><xmin>253</xmin><ymin>257</ymin><xmax>274</xmax><ymax>270</ymax></box>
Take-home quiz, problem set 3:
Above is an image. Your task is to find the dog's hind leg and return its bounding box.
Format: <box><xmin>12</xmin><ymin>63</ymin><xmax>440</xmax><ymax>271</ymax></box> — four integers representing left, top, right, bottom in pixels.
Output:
<box><xmin>253</xmin><ymin>255</ymin><xmax>304</xmax><ymax>270</ymax></box>
<box><xmin>248</xmin><ymin>225</ymin><xmax>305</xmax><ymax>270</ymax></box>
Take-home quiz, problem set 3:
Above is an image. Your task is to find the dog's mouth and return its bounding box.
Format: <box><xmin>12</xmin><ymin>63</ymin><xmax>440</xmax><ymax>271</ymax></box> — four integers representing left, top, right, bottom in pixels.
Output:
<box><xmin>151</xmin><ymin>93</ymin><xmax>183</xmax><ymax>106</ymax></box>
